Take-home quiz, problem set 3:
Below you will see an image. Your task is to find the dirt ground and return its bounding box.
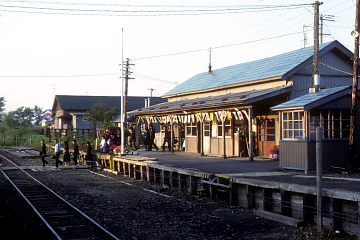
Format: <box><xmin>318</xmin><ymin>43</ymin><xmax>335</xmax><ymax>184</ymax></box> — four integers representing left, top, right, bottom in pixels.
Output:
<box><xmin>0</xmin><ymin>151</ymin><xmax>357</xmax><ymax>239</ymax></box>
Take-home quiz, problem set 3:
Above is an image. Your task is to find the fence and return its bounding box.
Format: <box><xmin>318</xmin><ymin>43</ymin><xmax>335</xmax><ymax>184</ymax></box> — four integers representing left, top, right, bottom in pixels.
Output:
<box><xmin>49</xmin><ymin>129</ymin><xmax>95</xmax><ymax>138</ymax></box>
<box><xmin>0</xmin><ymin>135</ymin><xmax>39</xmax><ymax>149</ymax></box>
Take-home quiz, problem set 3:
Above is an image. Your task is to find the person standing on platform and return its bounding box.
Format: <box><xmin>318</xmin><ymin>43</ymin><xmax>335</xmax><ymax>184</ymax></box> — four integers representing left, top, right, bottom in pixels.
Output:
<box><xmin>72</xmin><ymin>140</ymin><xmax>79</xmax><ymax>167</ymax></box>
<box><xmin>63</xmin><ymin>141</ymin><xmax>71</xmax><ymax>166</ymax></box>
<box><xmin>162</xmin><ymin>126</ymin><xmax>171</xmax><ymax>151</ymax></box>
<box><xmin>54</xmin><ymin>139</ymin><xmax>62</xmax><ymax>168</ymax></box>
<box><xmin>114</xmin><ymin>128</ymin><xmax>121</xmax><ymax>146</ymax></box>
<box><xmin>143</xmin><ymin>127</ymin><xmax>150</xmax><ymax>151</ymax></box>
<box><xmin>100</xmin><ymin>136</ymin><xmax>109</xmax><ymax>153</ymax></box>
<box><xmin>85</xmin><ymin>142</ymin><xmax>93</xmax><ymax>161</ymax></box>
<box><xmin>40</xmin><ymin>139</ymin><xmax>48</xmax><ymax>167</ymax></box>
<box><xmin>129</xmin><ymin>127</ymin><xmax>137</xmax><ymax>150</ymax></box>
<box><xmin>148</xmin><ymin>124</ymin><xmax>158</xmax><ymax>151</ymax></box>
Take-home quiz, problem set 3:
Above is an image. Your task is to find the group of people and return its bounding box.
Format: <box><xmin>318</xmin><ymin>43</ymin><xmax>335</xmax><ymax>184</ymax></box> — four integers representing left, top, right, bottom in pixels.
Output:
<box><xmin>143</xmin><ymin>124</ymin><xmax>158</xmax><ymax>151</ymax></box>
<box><xmin>99</xmin><ymin>127</ymin><xmax>137</xmax><ymax>153</ymax></box>
<box><xmin>40</xmin><ymin>139</ymin><xmax>93</xmax><ymax>168</ymax></box>
<box><xmin>99</xmin><ymin>128</ymin><xmax>124</xmax><ymax>153</ymax></box>
<box><xmin>143</xmin><ymin>124</ymin><xmax>175</xmax><ymax>151</ymax></box>
<box><xmin>40</xmin><ymin>124</ymin><xmax>181</xmax><ymax>166</ymax></box>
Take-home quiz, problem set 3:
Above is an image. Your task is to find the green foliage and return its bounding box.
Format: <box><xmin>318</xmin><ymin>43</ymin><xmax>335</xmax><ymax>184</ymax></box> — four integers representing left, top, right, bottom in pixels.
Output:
<box><xmin>1</xmin><ymin>105</ymin><xmax>43</xmax><ymax>128</ymax></box>
<box><xmin>0</xmin><ymin>126</ymin><xmax>44</xmax><ymax>149</ymax></box>
<box><xmin>0</xmin><ymin>97</ymin><xmax>5</xmax><ymax>122</ymax></box>
<box><xmin>86</xmin><ymin>100</ymin><xmax>118</xmax><ymax>137</ymax></box>
<box><xmin>86</xmin><ymin>100</ymin><xmax>118</xmax><ymax>128</ymax></box>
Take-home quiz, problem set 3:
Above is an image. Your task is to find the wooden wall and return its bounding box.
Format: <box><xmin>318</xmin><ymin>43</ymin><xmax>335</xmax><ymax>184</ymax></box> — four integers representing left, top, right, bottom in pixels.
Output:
<box><xmin>279</xmin><ymin>141</ymin><xmax>307</xmax><ymax>170</ymax></box>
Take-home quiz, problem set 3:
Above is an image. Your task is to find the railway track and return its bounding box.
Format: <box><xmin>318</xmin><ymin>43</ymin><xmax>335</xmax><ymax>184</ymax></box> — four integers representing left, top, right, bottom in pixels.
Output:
<box><xmin>0</xmin><ymin>155</ymin><xmax>120</xmax><ymax>240</ymax></box>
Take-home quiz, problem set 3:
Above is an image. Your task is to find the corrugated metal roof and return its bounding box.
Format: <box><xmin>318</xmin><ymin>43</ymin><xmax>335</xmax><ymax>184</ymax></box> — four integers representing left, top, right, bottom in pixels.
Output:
<box><xmin>163</xmin><ymin>41</ymin><xmax>336</xmax><ymax>97</ymax></box>
<box><xmin>270</xmin><ymin>86</ymin><xmax>351</xmax><ymax>111</ymax></box>
<box><xmin>129</xmin><ymin>85</ymin><xmax>292</xmax><ymax>116</ymax></box>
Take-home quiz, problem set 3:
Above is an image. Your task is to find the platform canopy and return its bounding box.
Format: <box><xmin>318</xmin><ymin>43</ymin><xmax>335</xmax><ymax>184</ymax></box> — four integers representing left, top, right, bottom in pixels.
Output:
<box><xmin>129</xmin><ymin>85</ymin><xmax>292</xmax><ymax>117</ymax></box>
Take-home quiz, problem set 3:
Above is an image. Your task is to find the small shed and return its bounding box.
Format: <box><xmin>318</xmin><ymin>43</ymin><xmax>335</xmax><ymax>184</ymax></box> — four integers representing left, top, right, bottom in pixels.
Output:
<box><xmin>271</xmin><ymin>86</ymin><xmax>360</xmax><ymax>171</ymax></box>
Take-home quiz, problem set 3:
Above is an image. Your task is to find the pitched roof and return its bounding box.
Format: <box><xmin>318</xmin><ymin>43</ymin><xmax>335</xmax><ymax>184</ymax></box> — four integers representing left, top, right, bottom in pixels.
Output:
<box><xmin>129</xmin><ymin>85</ymin><xmax>292</xmax><ymax>116</ymax></box>
<box><xmin>270</xmin><ymin>86</ymin><xmax>351</xmax><ymax>111</ymax></box>
<box><xmin>163</xmin><ymin>40</ymin><xmax>352</xmax><ymax>97</ymax></box>
<box><xmin>52</xmin><ymin>95</ymin><xmax>166</xmax><ymax>112</ymax></box>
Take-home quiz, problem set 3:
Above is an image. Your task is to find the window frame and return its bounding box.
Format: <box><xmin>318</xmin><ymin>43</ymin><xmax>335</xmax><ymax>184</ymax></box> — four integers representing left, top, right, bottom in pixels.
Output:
<box><xmin>309</xmin><ymin>109</ymin><xmax>350</xmax><ymax>140</ymax></box>
<box><xmin>281</xmin><ymin>111</ymin><xmax>305</xmax><ymax>141</ymax></box>
<box><xmin>186</xmin><ymin>122</ymin><xmax>197</xmax><ymax>137</ymax></box>
<box><xmin>258</xmin><ymin>118</ymin><xmax>275</xmax><ymax>142</ymax></box>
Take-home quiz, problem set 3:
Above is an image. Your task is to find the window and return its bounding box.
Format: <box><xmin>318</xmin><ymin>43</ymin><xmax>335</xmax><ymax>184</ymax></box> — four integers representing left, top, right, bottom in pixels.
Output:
<box><xmin>310</xmin><ymin>110</ymin><xmax>350</xmax><ymax>140</ymax></box>
<box><xmin>259</xmin><ymin>119</ymin><xmax>275</xmax><ymax>141</ymax></box>
<box><xmin>204</xmin><ymin>121</ymin><xmax>210</xmax><ymax>136</ymax></box>
<box><xmin>211</xmin><ymin>122</ymin><xmax>218</xmax><ymax>137</ymax></box>
<box><xmin>282</xmin><ymin>111</ymin><xmax>304</xmax><ymax>140</ymax></box>
<box><xmin>217</xmin><ymin>120</ymin><xmax>232</xmax><ymax>138</ymax></box>
<box><xmin>186</xmin><ymin>122</ymin><xmax>197</xmax><ymax>136</ymax></box>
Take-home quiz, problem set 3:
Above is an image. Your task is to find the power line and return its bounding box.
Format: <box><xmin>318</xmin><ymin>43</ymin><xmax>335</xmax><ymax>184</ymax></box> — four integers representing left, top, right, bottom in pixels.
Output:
<box><xmin>132</xmin><ymin>73</ymin><xmax>178</xmax><ymax>86</ymax></box>
<box><xmin>0</xmin><ymin>73</ymin><xmax>118</xmax><ymax>78</ymax></box>
<box><xmin>133</xmin><ymin>30</ymin><xmax>310</xmax><ymax>61</ymax></box>
<box><xmin>0</xmin><ymin>3</ymin><xmax>313</xmax><ymax>17</ymax></box>
<box><xmin>1</xmin><ymin>1</ymin><xmax>312</xmax><ymax>9</ymax></box>
<box><xmin>0</xmin><ymin>29</ymin><xmax>312</xmax><ymax>80</ymax></box>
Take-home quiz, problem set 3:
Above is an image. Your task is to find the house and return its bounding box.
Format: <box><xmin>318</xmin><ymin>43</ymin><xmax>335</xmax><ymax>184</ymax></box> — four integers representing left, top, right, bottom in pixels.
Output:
<box><xmin>129</xmin><ymin>40</ymin><xmax>359</xmax><ymax>171</ymax></box>
<box><xmin>39</xmin><ymin>109</ymin><xmax>54</xmax><ymax>127</ymax></box>
<box><xmin>51</xmin><ymin>95</ymin><xmax>166</xmax><ymax>135</ymax></box>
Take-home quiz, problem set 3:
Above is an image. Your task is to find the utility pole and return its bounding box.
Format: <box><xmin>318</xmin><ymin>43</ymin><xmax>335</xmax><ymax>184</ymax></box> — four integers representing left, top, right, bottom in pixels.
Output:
<box><xmin>120</xmin><ymin>28</ymin><xmax>125</xmax><ymax>155</ymax></box>
<box><xmin>124</xmin><ymin>58</ymin><xmax>134</xmax><ymax>123</ymax></box>
<box><xmin>320</xmin><ymin>14</ymin><xmax>335</xmax><ymax>44</ymax></box>
<box><xmin>312</xmin><ymin>1</ymin><xmax>321</xmax><ymax>93</ymax></box>
<box><xmin>349</xmin><ymin>0</ymin><xmax>360</xmax><ymax>165</ymax></box>
<box><xmin>147</xmin><ymin>88</ymin><xmax>155</xmax><ymax>97</ymax></box>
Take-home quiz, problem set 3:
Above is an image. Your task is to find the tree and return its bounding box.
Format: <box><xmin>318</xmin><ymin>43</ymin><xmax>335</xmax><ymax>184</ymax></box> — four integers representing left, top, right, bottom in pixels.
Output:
<box><xmin>32</xmin><ymin>105</ymin><xmax>43</xmax><ymax>125</ymax></box>
<box><xmin>0</xmin><ymin>97</ymin><xmax>5</xmax><ymax>122</ymax></box>
<box><xmin>2</xmin><ymin>105</ymin><xmax>43</xmax><ymax>128</ymax></box>
<box><xmin>86</xmin><ymin>101</ymin><xmax>118</xmax><ymax>137</ymax></box>
<box><xmin>2</xmin><ymin>111</ymin><xmax>18</xmax><ymax>128</ymax></box>
<box><xmin>12</xmin><ymin>106</ymin><xmax>34</xmax><ymax>127</ymax></box>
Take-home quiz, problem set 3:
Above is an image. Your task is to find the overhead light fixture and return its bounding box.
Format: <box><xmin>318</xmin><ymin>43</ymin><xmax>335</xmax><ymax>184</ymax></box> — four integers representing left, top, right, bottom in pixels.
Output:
<box><xmin>351</xmin><ymin>30</ymin><xmax>359</xmax><ymax>38</ymax></box>
<box><xmin>234</xmin><ymin>107</ymin><xmax>239</xmax><ymax>111</ymax></box>
<box><xmin>183</xmin><ymin>110</ymin><xmax>188</xmax><ymax>114</ymax></box>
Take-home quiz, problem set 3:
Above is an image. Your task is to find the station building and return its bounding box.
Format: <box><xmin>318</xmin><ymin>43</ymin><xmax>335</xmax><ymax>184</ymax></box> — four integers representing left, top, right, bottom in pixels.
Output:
<box><xmin>129</xmin><ymin>40</ymin><xmax>360</xmax><ymax>172</ymax></box>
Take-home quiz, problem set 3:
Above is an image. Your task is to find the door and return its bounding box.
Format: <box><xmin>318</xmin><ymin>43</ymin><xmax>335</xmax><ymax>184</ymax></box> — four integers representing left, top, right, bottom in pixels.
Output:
<box><xmin>203</xmin><ymin>121</ymin><xmax>211</xmax><ymax>154</ymax></box>
<box><xmin>258</xmin><ymin>118</ymin><xmax>276</xmax><ymax>157</ymax></box>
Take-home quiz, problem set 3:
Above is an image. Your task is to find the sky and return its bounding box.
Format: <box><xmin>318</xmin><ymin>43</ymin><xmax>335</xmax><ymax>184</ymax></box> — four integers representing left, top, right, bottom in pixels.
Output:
<box><xmin>0</xmin><ymin>0</ymin><xmax>356</xmax><ymax>112</ymax></box>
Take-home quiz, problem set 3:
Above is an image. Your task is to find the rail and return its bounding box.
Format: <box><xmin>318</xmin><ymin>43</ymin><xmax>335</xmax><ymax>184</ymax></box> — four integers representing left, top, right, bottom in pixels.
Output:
<box><xmin>0</xmin><ymin>154</ymin><xmax>120</xmax><ymax>240</ymax></box>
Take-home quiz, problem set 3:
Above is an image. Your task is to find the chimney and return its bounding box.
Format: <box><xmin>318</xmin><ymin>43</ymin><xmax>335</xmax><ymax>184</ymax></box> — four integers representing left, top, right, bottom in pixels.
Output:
<box><xmin>145</xmin><ymin>99</ymin><xmax>148</xmax><ymax>108</ymax></box>
<box><xmin>208</xmin><ymin>64</ymin><xmax>212</xmax><ymax>74</ymax></box>
<box><xmin>208</xmin><ymin>47</ymin><xmax>212</xmax><ymax>74</ymax></box>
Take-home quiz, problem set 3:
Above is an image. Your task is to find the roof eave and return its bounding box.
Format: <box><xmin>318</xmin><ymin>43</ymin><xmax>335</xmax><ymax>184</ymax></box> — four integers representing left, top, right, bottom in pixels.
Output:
<box><xmin>271</xmin><ymin>106</ymin><xmax>304</xmax><ymax>112</ymax></box>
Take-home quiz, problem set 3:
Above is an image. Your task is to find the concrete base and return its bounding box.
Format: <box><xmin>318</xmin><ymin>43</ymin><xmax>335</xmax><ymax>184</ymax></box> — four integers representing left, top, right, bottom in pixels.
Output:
<box><xmin>254</xmin><ymin>210</ymin><xmax>304</xmax><ymax>227</ymax></box>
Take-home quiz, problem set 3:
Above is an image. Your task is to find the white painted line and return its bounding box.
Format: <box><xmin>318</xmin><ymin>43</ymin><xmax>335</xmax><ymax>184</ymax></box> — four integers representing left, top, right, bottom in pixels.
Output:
<box><xmin>296</xmin><ymin>175</ymin><xmax>360</xmax><ymax>182</ymax></box>
<box><xmin>225</xmin><ymin>172</ymin><xmax>291</xmax><ymax>177</ymax></box>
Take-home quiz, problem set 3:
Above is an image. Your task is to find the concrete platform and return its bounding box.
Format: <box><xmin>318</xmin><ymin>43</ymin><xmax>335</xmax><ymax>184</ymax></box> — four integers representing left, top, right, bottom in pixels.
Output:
<box><xmin>135</xmin><ymin>149</ymin><xmax>280</xmax><ymax>175</ymax></box>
